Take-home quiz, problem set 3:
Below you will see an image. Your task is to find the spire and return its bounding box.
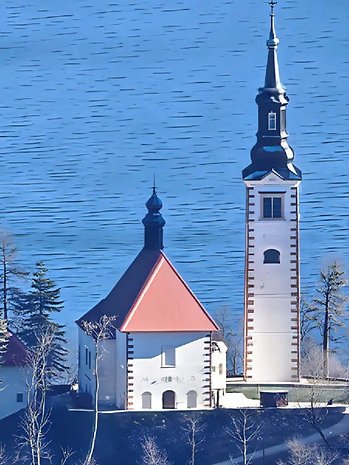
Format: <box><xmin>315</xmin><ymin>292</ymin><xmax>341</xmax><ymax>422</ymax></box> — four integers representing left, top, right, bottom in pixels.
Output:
<box><xmin>264</xmin><ymin>1</ymin><xmax>283</xmax><ymax>91</ymax></box>
<box><xmin>142</xmin><ymin>184</ymin><xmax>165</xmax><ymax>250</ymax></box>
<box><xmin>242</xmin><ymin>2</ymin><xmax>302</xmax><ymax>181</ymax></box>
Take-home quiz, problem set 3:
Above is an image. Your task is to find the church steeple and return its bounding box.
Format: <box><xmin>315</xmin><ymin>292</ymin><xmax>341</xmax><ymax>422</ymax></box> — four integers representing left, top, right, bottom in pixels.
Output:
<box><xmin>242</xmin><ymin>1</ymin><xmax>301</xmax><ymax>181</ymax></box>
<box><xmin>142</xmin><ymin>184</ymin><xmax>165</xmax><ymax>250</ymax></box>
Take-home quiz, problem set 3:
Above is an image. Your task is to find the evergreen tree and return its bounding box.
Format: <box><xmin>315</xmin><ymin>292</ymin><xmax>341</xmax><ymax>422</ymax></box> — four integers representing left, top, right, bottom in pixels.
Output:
<box><xmin>313</xmin><ymin>262</ymin><xmax>348</xmax><ymax>378</ymax></box>
<box><xmin>18</xmin><ymin>261</ymin><xmax>68</xmax><ymax>379</ymax></box>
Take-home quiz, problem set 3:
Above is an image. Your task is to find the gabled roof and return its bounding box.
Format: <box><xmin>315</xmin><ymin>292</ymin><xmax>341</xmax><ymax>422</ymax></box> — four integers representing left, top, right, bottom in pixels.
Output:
<box><xmin>77</xmin><ymin>249</ymin><xmax>219</xmax><ymax>333</ymax></box>
<box><xmin>2</xmin><ymin>332</ymin><xmax>30</xmax><ymax>367</ymax></box>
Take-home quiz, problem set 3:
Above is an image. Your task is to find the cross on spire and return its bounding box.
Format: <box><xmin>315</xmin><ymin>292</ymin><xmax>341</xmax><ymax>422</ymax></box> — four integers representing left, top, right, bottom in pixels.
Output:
<box><xmin>269</xmin><ymin>0</ymin><xmax>277</xmax><ymax>15</ymax></box>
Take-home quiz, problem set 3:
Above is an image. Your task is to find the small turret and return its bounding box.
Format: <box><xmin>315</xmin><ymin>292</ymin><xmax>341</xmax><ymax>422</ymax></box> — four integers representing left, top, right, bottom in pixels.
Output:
<box><xmin>142</xmin><ymin>185</ymin><xmax>166</xmax><ymax>250</ymax></box>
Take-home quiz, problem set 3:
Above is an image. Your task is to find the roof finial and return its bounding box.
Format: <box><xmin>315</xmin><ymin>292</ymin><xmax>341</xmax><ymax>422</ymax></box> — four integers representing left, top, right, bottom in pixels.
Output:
<box><xmin>267</xmin><ymin>0</ymin><xmax>279</xmax><ymax>49</ymax></box>
<box><xmin>269</xmin><ymin>0</ymin><xmax>277</xmax><ymax>16</ymax></box>
<box><xmin>152</xmin><ymin>173</ymin><xmax>157</xmax><ymax>195</ymax></box>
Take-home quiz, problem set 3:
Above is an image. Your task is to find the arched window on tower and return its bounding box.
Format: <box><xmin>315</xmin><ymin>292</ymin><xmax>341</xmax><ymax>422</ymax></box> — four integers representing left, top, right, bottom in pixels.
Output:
<box><xmin>263</xmin><ymin>249</ymin><xmax>280</xmax><ymax>264</ymax></box>
<box><xmin>268</xmin><ymin>111</ymin><xmax>277</xmax><ymax>130</ymax></box>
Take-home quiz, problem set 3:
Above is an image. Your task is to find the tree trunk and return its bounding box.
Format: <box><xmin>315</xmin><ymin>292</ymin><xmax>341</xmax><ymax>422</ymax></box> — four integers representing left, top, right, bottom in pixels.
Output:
<box><xmin>2</xmin><ymin>258</ymin><xmax>7</xmax><ymax>320</ymax></box>
<box><xmin>84</xmin><ymin>346</ymin><xmax>99</xmax><ymax>465</ymax></box>
<box><xmin>322</xmin><ymin>294</ymin><xmax>330</xmax><ymax>378</ymax></box>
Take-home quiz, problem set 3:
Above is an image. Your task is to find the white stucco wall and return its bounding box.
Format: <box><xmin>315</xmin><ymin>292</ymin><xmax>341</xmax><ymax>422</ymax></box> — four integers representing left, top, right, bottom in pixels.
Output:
<box><xmin>0</xmin><ymin>366</ymin><xmax>30</xmax><ymax>419</ymax></box>
<box><xmin>78</xmin><ymin>327</ymin><xmax>127</xmax><ymax>409</ymax></box>
<box><xmin>244</xmin><ymin>173</ymin><xmax>300</xmax><ymax>382</ymax></box>
<box><xmin>128</xmin><ymin>332</ymin><xmax>211</xmax><ymax>410</ymax></box>
<box><xmin>211</xmin><ymin>340</ymin><xmax>227</xmax><ymax>391</ymax></box>
<box><xmin>78</xmin><ymin>326</ymin><xmax>96</xmax><ymax>398</ymax></box>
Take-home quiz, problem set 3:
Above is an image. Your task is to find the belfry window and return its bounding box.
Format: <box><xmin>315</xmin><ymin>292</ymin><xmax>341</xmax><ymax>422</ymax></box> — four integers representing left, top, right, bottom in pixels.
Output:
<box><xmin>264</xmin><ymin>249</ymin><xmax>280</xmax><ymax>264</ymax></box>
<box><xmin>268</xmin><ymin>111</ymin><xmax>277</xmax><ymax>130</ymax></box>
<box><xmin>261</xmin><ymin>195</ymin><xmax>283</xmax><ymax>219</ymax></box>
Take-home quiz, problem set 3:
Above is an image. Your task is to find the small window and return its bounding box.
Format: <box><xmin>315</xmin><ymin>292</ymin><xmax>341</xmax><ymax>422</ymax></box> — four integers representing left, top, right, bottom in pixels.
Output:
<box><xmin>85</xmin><ymin>348</ymin><xmax>88</xmax><ymax>366</ymax></box>
<box><xmin>187</xmin><ymin>390</ymin><xmax>197</xmax><ymax>408</ymax></box>
<box><xmin>142</xmin><ymin>392</ymin><xmax>152</xmax><ymax>409</ymax></box>
<box><xmin>219</xmin><ymin>364</ymin><xmax>224</xmax><ymax>375</ymax></box>
<box><xmin>268</xmin><ymin>111</ymin><xmax>277</xmax><ymax>130</ymax></box>
<box><xmin>17</xmin><ymin>393</ymin><xmax>23</xmax><ymax>403</ymax></box>
<box><xmin>211</xmin><ymin>366</ymin><xmax>216</xmax><ymax>373</ymax></box>
<box><xmin>162</xmin><ymin>346</ymin><xmax>176</xmax><ymax>367</ymax></box>
<box><xmin>88</xmin><ymin>351</ymin><xmax>91</xmax><ymax>370</ymax></box>
<box><xmin>262</xmin><ymin>196</ymin><xmax>282</xmax><ymax>219</ymax></box>
<box><xmin>264</xmin><ymin>249</ymin><xmax>281</xmax><ymax>264</ymax></box>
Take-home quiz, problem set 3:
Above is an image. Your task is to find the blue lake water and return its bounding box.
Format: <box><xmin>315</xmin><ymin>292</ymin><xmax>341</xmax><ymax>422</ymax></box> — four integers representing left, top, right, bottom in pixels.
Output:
<box><xmin>0</xmin><ymin>0</ymin><xmax>348</xmax><ymax>347</ymax></box>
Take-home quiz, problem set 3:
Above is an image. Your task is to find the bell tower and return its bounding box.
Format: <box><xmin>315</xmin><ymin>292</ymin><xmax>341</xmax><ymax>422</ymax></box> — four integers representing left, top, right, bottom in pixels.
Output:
<box><xmin>242</xmin><ymin>2</ymin><xmax>302</xmax><ymax>382</ymax></box>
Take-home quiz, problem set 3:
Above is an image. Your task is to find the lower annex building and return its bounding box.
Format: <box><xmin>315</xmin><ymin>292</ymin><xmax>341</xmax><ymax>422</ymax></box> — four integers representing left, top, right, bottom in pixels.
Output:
<box><xmin>77</xmin><ymin>188</ymin><xmax>226</xmax><ymax>410</ymax></box>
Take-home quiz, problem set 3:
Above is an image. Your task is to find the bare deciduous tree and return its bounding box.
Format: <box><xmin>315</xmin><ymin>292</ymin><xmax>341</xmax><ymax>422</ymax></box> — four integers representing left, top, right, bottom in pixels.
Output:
<box><xmin>225</xmin><ymin>409</ymin><xmax>261</xmax><ymax>465</ymax></box>
<box><xmin>0</xmin><ymin>232</ymin><xmax>28</xmax><ymax>320</ymax></box>
<box><xmin>277</xmin><ymin>438</ymin><xmax>338</xmax><ymax>465</ymax></box>
<box><xmin>141</xmin><ymin>436</ymin><xmax>171</xmax><ymax>465</ymax></box>
<box><xmin>19</xmin><ymin>328</ymin><xmax>55</xmax><ymax>465</ymax></box>
<box><xmin>215</xmin><ymin>306</ymin><xmax>243</xmax><ymax>376</ymax></box>
<box><xmin>182</xmin><ymin>415</ymin><xmax>205</xmax><ymax>465</ymax></box>
<box><xmin>313</xmin><ymin>262</ymin><xmax>348</xmax><ymax>377</ymax></box>
<box><xmin>81</xmin><ymin>315</ymin><xmax>116</xmax><ymax>465</ymax></box>
<box><xmin>0</xmin><ymin>319</ymin><xmax>8</xmax><ymax>363</ymax></box>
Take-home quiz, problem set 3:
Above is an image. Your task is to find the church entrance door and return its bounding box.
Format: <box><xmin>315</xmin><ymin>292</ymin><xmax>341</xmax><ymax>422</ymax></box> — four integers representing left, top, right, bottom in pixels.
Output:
<box><xmin>162</xmin><ymin>390</ymin><xmax>175</xmax><ymax>409</ymax></box>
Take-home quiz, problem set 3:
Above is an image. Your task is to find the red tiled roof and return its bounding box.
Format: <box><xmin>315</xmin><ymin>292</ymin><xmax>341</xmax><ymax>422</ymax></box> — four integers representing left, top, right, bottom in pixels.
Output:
<box><xmin>2</xmin><ymin>332</ymin><xmax>30</xmax><ymax>367</ymax></box>
<box><xmin>77</xmin><ymin>249</ymin><xmax>219</xmax><ymax>333</ymax></box>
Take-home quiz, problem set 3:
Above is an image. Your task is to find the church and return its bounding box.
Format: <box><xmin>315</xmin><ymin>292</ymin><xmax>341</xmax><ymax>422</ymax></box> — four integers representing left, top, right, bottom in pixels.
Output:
<box><xmin>77</xmin><ymin>188</ymin><xmax>226</xmax><ymax>410</ymax></box>
<box><xmin>76</xmin><ymin>2</ymin><xmax>302</xmax><ymax>410</ymax></box>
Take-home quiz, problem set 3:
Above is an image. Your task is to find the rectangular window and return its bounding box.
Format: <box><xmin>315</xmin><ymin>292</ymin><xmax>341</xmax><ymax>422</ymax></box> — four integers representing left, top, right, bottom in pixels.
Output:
<box><xmin>161</xmin><ymin>346</ymin><xmax>176</xmax><ymax>367</ymax></box>
<box><xmin>268</xmin><ymin>111</ymin><xmax>277</xmax><ymax>130</ymax></box>
<box><xmin>88</xmin><ymin>351</ymin><xmax>91</xmax><ymax>370</ymax></box>
<box><xmin>219</xmin><ymin>364</ymin><xmax>224</xmax><ymax>375</ymax></box>
<box><xmin>262</xmin><ymin>195</ymin><xmax>283</xmax><ymax>219</ymax></box>
<box><xmin>85</xmin><ymin>348</ymin><xmax>88</xmax><ymax>366</ymax></box>
<box><xmin>17</xmin><ymin>393</ymin><xmax>23</xmax><ymax>403</ymax></box>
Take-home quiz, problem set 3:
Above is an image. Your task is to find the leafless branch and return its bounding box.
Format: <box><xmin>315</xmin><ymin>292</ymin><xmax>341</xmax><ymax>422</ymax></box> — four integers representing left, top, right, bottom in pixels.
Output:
<box><xmin>141</xmin><ymin>436</ymin><xmax>171</xmax><ymax>465</ymax></box>
<box><xmin>182</xmin><ymin>415</ymin><xmax>205</xmax><ymax>465</ymax></box>
<box><xmin>225</xmin><ymin>409</ymin><xmax>261</xmax><ymax>465</ymax></box>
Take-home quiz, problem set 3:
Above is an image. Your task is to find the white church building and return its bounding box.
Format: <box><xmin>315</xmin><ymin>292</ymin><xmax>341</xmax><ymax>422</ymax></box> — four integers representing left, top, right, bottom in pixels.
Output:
<box><xmin>242</xmin><ymin>3</ymin><xmax>302</xmax><ymax>382</ymax></box>
<box><xmin>77</xmin><ymin>188</ymin><xmax>226</xmax><ymax>410</ymax></box>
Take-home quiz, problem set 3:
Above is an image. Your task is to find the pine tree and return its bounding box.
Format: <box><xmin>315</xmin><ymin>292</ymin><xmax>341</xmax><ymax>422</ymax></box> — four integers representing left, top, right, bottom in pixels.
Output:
<box><xmin>18</xmin><ymin>261</ymin><xmax>68</xmax><ymax>379</ymax></box>
<box><xmin>313</xmin><ymin>262</ymin><xmax>348</xmax><ymax>378</ymax></box>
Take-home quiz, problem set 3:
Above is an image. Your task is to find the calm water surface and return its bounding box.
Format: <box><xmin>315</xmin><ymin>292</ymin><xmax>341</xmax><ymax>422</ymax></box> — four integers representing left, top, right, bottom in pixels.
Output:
<box><xmin>0</xmin><ymin>0</ymin><xmax>348</xmax><ymax>345</ymax></box>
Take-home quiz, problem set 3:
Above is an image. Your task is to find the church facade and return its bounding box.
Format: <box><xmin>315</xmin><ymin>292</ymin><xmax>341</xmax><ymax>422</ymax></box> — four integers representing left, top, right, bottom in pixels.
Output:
<box><xmin>242</xmin><ymin>3</ymin><xmax>302</xmax><ymax>382</ymax></box>
<box><xmin>77</xmin><ymin>188</ymin><xmax>225</xmax><ymax>410</ymax></box>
